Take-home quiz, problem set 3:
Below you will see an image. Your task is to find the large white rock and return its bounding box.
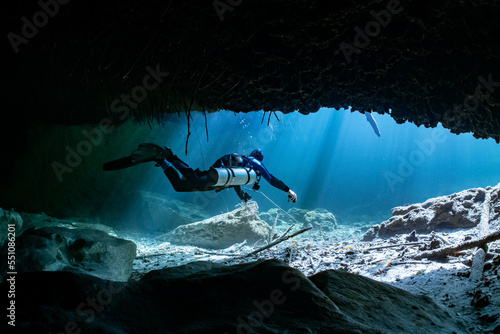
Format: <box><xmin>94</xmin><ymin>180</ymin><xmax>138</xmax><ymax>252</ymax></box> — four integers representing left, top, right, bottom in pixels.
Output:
<box><xmin>160</xmin><ymin>201</ymin><xmax>271</xmax><ymax>249</ymax></box>
<box><xmin>0</xmin><ymin>226</ymin><xmax>136</xmax><ymax>282</ymax></box>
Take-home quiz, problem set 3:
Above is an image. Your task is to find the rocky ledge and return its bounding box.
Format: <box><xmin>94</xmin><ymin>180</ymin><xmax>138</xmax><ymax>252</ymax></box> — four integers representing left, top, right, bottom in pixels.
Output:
<box><xmin>1</xmin><ymin>259</ymin><xmax>467</xmax><ymax>334</ymax></box>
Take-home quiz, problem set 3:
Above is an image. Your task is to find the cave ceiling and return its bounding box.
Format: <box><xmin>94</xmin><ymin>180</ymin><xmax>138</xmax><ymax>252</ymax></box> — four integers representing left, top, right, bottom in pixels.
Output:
<box><xmin>3</xmin><ymin>0</ymin><xmax>500</xmax><ymax>141</ymax></box>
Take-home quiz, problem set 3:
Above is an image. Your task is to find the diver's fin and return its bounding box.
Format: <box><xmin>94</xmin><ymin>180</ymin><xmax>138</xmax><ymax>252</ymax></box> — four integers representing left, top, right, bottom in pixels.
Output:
<box><xmin>103</xmin><ymin>157</ymin><xmax>135</xmax><ymax>171</ymax></box>
<box><xmin>103</xmin><ymin>143</ymin><xmax>173</xmax><ymax>171</ymax></box>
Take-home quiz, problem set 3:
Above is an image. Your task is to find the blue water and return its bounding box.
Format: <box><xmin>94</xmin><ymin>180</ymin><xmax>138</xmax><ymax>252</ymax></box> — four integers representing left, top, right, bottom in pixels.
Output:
<box><xmin>146</xmin><ymin>108</ymin><xmax>500</xmax><ymax>224</ymax></box>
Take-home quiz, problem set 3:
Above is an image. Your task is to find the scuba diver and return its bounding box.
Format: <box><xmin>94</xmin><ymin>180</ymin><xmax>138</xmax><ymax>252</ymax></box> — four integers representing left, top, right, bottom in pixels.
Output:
<box><xmin>103</xmin><ymin>143</ymin><xmax>297</xmax><ymax>203</ymax></box>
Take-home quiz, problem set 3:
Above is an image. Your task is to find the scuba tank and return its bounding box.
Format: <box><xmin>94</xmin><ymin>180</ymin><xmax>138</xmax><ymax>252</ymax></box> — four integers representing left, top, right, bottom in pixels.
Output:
<box><xmin>209</xmin><ymin>167</ymin><xmax>257</xmax><ymax>187</ymax></box>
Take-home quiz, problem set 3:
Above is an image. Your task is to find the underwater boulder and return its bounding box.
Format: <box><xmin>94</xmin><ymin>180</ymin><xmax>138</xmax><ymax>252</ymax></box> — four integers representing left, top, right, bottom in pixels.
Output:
<box><xmin>127</xmin><ymin>191</ymin><xmax>210</xmax><ymax>232</ymax></box>
<box><xmin>309</xmin><ymin>269</ymin><xmax>467</xmax><ymax>334</ymax></box>
<box><xmin>258</xmin><ymin>208</ymin><xmax>288</xmax><ymax>226</ymax></box>
<box><xmin>303</xmin><ymin>208</ymin><xmax>338</xmax><ymax>231</ymax></box>
<box><xmin>0</xmin><ymin>208</ymin><xmax>22</xmax><ymax>248</ymax></box>
<box><xmin>363</xmin><ymin>186</ymin><xmax>490</xmax><ymax>240</ymax></box>
<box><xmin>286</xmin><ymin>207</ymin><xmax>338</xmax><ymax>231</ymax></box>
<box><xmin>286</xmin><ymin>207</ymin><xmax>310</xmax><ymax>224</ymax></box>
<box><xmin>159</xmin><ymin>201</ymin><xmax>271</xmax><ymax>249</ymax></box>
<box><xmin>4</xmin><ymin>259</ymin><xmax>468</xmax><ymax>333</ymax></box>
<box><xmin>0</xmin><ymin>226</ymin><xmax>136</xmax><ymax>283</ymax></box>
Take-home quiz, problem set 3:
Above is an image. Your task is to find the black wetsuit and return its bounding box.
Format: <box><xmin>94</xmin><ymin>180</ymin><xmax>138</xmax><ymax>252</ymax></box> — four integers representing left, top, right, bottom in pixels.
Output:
<box><xmin>162</xmin><ymin>153</ymin><xmax>289</xmax><ymax>201</ymax></box>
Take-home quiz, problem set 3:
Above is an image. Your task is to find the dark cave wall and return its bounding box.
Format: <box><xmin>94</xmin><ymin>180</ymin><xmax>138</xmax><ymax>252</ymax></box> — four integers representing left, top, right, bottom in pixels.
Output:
<box><xmin>0</xmin><ymin>121</ymin><xmax>174</xmax><ymax>219</ymax></box>
<box><xmin>2</xmin><ymin>0</ymin><xmax>500</xmax><ymax>220</ymax></box>
<box><xmin>2</xmin><ymin>0</ymin><xmax>500</xmax><ymax>140</ymax></box>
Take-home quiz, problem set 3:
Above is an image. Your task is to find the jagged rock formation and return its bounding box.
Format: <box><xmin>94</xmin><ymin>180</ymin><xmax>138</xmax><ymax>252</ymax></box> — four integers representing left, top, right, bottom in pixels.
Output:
<box><xmin>0</xmin><ymin>226</ymin><xmax>136</xmax><ymax>283</ymax></box>
<box><xmin>363</xmin><ymin>183</ymin><xmax>500</xmax><ymax>240</ymax></box>
<box><xmin>159</xmin><ymin>201</ymin><xmax>271</xmax><ymax>249</ymax></box>
<box><xmin>1</xmin><ymin>259</ymin><xmax>468</xmax><ymax>333</ymax></box>
<box><xmin>3</xmin><ymin>0</ymin><xmax>500</xmax><ymax>141</ymax></box>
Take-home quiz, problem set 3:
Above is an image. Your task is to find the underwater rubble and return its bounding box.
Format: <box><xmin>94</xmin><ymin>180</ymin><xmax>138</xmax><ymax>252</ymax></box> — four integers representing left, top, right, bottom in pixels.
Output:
<box><xmin>128</xmin><ymin>185</ymin><xmax>500</xmax><ymax>333</ymax></box>
<box><xmin>2</xmin><ymin>183</ymin><xmax>500</xmax><ymax>333</ymax></box>
<box><xmin>128</xmin><ymin>222</ymin><xmax>499</xmax><ymax>333</ymax></box>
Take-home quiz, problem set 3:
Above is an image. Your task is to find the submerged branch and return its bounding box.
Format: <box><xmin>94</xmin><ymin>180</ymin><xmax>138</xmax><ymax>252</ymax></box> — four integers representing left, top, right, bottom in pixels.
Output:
<box><xmin>136</xmin><ymin>253</ymin><xmax>169</xmax><ymax>259</ymax></box>
<box><xmin>236</xmin><ymin>226</ymin><xmax>312</xmax><ymax>259</ymax></box>
<box><xmin>412</xmin><ymin>229</ymin><xmax>500</xmax><ymax>260</ymax></box>
<box><xmin>366</xmin><ymin>242</ymin><xmax>426</xmax><ymax>251</ymax></box>
<box><xmin>203</xmin><ymin>108</ymin><xmax>209</xmax><ymax>142</ymax></box>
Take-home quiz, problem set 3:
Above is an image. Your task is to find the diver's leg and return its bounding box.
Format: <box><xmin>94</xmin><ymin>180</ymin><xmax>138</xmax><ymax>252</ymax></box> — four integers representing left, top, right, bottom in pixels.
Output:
<box><xmin>162</xmin><ymin>166</ymin><xmax>198</xmax><ymax>192</ymax></box>
<box><xmin>103</xmin><ymin>157</ymin><xmax>134</xmax><ymax>171</ymax></box>
<box><xmin>158</xmin><ymin>160</ymin><xmax>216</xmax><ymax>192</ymax></box>
<box><xmin>165</xmin><ymin>154</ymin><xmax>205</xmax><ymax>181</ymax></box>
<box><xmin>103</xmin><ymin>143</ymin><xmax>173</xmax><ymax>171</ymax></box>
<box><xmin>130</xmin><ymin>143</ymin><xmax>173</xmax><ymax>164</ymax></box>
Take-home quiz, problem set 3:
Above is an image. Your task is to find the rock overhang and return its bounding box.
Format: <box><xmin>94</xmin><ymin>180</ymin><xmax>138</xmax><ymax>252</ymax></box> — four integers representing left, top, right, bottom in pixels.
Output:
<box><xmin>2</xmin><ymin>0</ymin><xmax>499</xmax><ymax>142</ymax></box>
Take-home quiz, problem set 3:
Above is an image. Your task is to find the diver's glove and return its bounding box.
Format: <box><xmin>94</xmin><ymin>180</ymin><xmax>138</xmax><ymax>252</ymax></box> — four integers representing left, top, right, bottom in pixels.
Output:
<box><xmin>287</xmin><ymin>190</ymin><xmax>297</xmax><ymax>203</ymax></box>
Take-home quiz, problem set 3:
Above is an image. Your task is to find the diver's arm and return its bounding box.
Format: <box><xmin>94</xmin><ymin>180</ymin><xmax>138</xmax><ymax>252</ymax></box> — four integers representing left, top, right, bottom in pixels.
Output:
<box><xmin>265</xmin><ymin>172</ymin><xmax>297</xmax><ymax>202</ymax></box>
<box><xmin>250</xmin><ymin>158</ymin><xmax>297</xmax><ymax>202</ymax></box>
<box><xmin>269</xmin><ymin>175</ymin><xmax>290</xmax><ymax>192</ymax></box>
<box><xmin>234</xmin><ymin>185</ymin><xmax>251</xmax><ymax>202</ymax></box>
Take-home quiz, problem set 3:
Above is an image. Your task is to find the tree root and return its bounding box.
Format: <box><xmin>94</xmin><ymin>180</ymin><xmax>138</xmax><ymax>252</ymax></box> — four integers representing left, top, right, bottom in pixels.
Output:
<box><xmin>366</xmin><ymin>242</ymin><xmax>426</xmax><ymax>251</ymax></box>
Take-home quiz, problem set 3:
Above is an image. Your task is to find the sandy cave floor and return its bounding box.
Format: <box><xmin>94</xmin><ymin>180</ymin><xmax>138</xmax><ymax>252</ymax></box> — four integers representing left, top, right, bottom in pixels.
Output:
<box><xmin>118</xmin><ymin>224</ymin><xmax>500</xmax><ymax>334</ymax></box>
